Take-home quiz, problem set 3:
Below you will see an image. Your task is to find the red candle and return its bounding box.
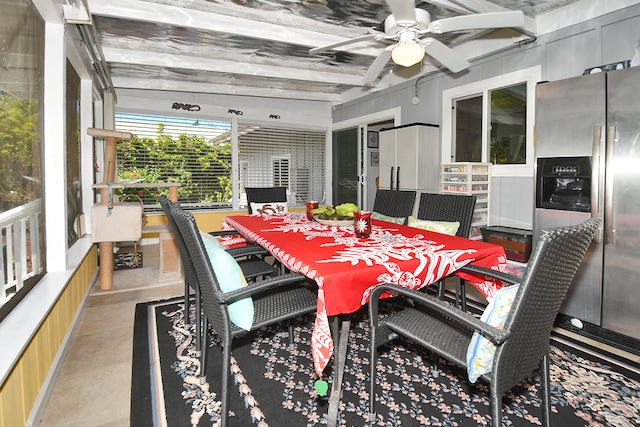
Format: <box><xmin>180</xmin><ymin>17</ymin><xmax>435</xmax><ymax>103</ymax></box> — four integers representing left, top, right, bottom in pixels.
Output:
<box><xmin>353</xmin><ymin>210</ymin><xmax>372</xmax><ymax>238</ymax></box>
<box><xmin>306</xmin><ymin>201</ymin><xmax>319</xmax><ymax>220</ymax></box>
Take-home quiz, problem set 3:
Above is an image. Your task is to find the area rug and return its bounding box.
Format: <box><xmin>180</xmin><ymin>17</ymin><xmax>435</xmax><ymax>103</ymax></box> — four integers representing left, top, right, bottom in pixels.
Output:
<box><xmin>113</xmin><ymin>251</ymin><xmax>143</xmax><ymax>270</ymax></box>
<box><xmin>131</xmin><ymin>297</ymin><xmax>640</xmax><ymax>426</ymax></box>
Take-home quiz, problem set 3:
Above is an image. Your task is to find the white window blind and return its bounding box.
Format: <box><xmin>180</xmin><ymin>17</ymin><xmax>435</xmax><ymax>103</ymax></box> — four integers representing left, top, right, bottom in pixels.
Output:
<box><xmin>238</xmin><ymin>125</ymin><xmax>325</xmax><ymax>207</ymax></box>
<box><xmin>115</xmin><ymin>113</ymin><xmax>233</xmax><ymax>210</ymax></box>
<box><xmin>114</xmin><ymin>115</ymin><xmax>326</xmax><ymax>210</ymax></box>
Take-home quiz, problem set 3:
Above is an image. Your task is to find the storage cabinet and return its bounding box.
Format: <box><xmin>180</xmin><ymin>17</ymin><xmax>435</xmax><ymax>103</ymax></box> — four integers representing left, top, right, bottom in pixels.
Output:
<box><xmin>378</xmin><ymin>123</ymin><xmax>440</xmax><ymax>193</ymax></box>
<box><xmin>440</xmin><ymin>162</ymin><xmax>491</xmax><ymax>239</ymax></box>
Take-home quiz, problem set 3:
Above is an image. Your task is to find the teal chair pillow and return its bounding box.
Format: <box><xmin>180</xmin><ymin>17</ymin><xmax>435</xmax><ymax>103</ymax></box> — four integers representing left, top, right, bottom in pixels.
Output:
<box><xmin>372</xmin><ymin>211</ymin><xmax>406</xmax><ymax>225</ymax></box>
<box><xmin>200</xmin><ymin>232</ymin><xmax>254</xmax><ymax>331</ymax></box>
<box><xmin>407</xmin><ymin>216</ymin><xmax>460</xmax><ymax>236</ymax></box>
<box><xmin>466</xmin><ymin>283</ymin><xmax>520</xmax><ymax>383</ymax></box>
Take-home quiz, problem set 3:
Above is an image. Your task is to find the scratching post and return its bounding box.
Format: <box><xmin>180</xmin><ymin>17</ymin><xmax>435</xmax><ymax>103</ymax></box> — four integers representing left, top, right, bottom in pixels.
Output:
<box><xmin>88</xmin><ymin>128</ymin><xmax>133</xmax><ymax>290</ymax></box>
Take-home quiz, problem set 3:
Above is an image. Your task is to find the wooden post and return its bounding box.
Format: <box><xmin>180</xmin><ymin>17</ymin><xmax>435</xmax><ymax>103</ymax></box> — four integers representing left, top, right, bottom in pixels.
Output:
<box><xmin>168</xmin><ymin>185</ymin><xmax>179</xmax><ymax>202</ymax></box>
<box><xmin>88</xmin><ymin>128</ymin><xmax>133</xmax><ymax>290</ymax></box>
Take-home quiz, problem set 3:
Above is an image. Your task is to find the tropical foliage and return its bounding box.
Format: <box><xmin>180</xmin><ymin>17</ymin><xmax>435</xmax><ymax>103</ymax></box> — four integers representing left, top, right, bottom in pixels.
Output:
<box><xmin>0</xmin><ymin>94</ymin><xmax>42</xmax><ymax>213</ymax></box>
<box><xmin>116</xmin><ymin>123</ymin><xmax>232</xmax><ymax>205</ymax></box>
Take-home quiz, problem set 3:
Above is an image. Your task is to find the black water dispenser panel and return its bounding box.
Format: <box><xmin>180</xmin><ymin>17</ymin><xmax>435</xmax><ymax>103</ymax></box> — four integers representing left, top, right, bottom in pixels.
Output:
<box><xmin>536</xmin><ymin>156</ymin><xmax>591</xmax><ymax>212</ymax></box>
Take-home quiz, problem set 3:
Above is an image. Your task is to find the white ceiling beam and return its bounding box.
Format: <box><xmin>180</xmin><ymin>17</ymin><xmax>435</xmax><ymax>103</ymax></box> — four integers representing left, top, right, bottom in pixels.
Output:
<box><xmin>111</xmin><ymin>77</ymin><xmax>344</xmax><ymax>103</ymax></box>
<box><xmin>101</xmin><ymin>47</ymin><xmax>369</xmax><ymax>87</ymax></box>
<box><xmin>87</xmin><ymin>0</ymin><xmax>381</xmax><ymax>56</ymax></box>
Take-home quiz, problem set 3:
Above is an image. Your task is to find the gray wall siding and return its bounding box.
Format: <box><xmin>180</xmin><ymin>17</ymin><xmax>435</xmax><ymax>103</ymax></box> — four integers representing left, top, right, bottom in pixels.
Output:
<box><xmin>333</xmin><ymin>4</ymin><xmax>640</xmax><ymax>229</ymax></box>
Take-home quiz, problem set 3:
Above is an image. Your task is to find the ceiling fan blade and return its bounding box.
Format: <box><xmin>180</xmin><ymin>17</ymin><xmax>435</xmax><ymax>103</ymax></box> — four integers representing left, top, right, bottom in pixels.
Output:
<box><xmin>428</xmin><ymin>11</ymin><xmax>525</xmax><ymax>34</ymax></box>
<box><xmin>362</xmin><ymin>50</ymin><xmax>392</xmax><ymax>84</ymax></box>
<box><xmin>309</xmin><ymin>34</ymin><xmax>377</xmax><ymax>55</ymax></box>
<box><xmin>421</xmin><ymin>38</ymin><xmax>469</xmax><ymax>73</ymax></box>
<box><xmin>386</xmin><ymin>0</ymin><xmax>417</xmax><ymax>25</ymax></box>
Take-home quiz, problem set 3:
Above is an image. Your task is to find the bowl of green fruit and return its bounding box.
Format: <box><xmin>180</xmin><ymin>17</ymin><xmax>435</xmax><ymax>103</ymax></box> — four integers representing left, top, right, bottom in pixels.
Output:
<box><xmin>311</xmin><ymin>203</ymin><xmax>359</xmax><ymax>226</ymax></box>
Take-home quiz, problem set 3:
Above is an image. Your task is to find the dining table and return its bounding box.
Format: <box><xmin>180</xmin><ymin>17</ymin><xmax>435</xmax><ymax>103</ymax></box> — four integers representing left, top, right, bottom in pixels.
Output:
<box><xmin>222</xmin><ymin>212</ymin><xmax>508</xmax><ymax>424</ymax></box>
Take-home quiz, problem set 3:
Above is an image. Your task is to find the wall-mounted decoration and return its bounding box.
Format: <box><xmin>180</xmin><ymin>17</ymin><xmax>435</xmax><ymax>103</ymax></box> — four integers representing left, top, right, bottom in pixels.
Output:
<box><xmin>171</xmin><ymin>102</ymin><xmax>200</xmax><ymax>111</ymax></box>
<box><xmin>367</xmin><ymin>131</ymin><xmax>379</xmax><ymax>148</ymax></box>
<box><xmin>269</xmin><ymin>114</ymin><xmax>281</xmax><ymax>119</ymax></box>
<box><xmin>371</xmin><ymin>151</ymin><xmax>379</xmax><ymax>167</ymax></box>
<box><xmin>228</xmin><ymin>109</ymin><xmax>244</xmax><ymax>115</ymax></box>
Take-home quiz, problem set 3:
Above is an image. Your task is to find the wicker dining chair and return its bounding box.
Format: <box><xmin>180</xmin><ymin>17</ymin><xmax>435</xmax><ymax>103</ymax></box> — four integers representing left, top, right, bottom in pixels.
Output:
<box><xmin>368</xmin><ymin>217</ymin><xmax>600</xmax><ymax>426</ymax></box>
<box><xmin>158</xmin><ymin>196</ymin><xmax>278</xmax><ymax>352</ymax></box>
<box><xmin>245</xmin><ymin>186</ymin><xmax>288</xmax><ymax>214</ymax></box>
<box><xmin>372</xmin><ymin>189</ymin><xmax>417</xmax><ymax>224</ymax></box>
<box><xmin>415</xmin><ymin>192</ymin><xmax>477</xmax><ymax>308</ymax></box>
<box><xmin>169</xmin><ymin>202</ymin><xmax>317</xmax><ymax>427</ymax></box>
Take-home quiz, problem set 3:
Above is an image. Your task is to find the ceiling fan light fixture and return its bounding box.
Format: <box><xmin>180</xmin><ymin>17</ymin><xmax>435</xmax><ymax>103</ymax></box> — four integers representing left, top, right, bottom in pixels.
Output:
<box><xmin>391</xmin><ymin>40</ymin><xmax>425</xmax><ymax>67</ymax></box>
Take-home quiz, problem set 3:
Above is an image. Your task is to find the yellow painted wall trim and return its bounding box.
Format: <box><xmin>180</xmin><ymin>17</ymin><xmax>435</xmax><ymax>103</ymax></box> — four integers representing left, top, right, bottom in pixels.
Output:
<box><xmin>0</xmin><ymin>244</ymin><xmax>98</xmax><ymax>427</ymax></box>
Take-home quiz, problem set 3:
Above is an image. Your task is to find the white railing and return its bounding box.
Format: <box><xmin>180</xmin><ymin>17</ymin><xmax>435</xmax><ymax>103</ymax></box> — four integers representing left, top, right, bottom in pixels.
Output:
<box><xmin>0</xmin><ymin>199</ymin><xmax>43</xmax><ymax>305</ymax></box>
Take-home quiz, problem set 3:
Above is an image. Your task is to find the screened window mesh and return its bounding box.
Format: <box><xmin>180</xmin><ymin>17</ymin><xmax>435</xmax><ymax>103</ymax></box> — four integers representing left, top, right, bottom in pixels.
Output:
<box><xmin>115</xmin><ymin>114</ymin><xmax>325</xmax><ymax>210</ymax></box>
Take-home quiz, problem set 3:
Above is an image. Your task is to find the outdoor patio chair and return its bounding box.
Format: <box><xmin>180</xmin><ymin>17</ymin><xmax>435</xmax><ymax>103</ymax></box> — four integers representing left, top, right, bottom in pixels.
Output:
<box><xmin>368</xmin><ymin>217</ymin><xmax>600</xmax><ymax>426</ymax></box>
<box><xmin>170</xmin><ymin>202</ymin><xmax>317</xmax><ymax>427</ymax></box>
<box><xmin>372</xmin><ymin>189</ymin><xmax>416</xmax><ymax>224</ymax></box>
<box><xmin>416</xmin><ymin>192</ymin><xmax>477</xmax><ymax>309</ymax></box>
<box><xmin>245</xmin><ymin>186</ymin><xmax>288</xmax><ymax>214</ymax></box>
<box><xmin>158</xmin><ymin>196</ymin><xmax>279</xmax><ymax>354</ymax></box>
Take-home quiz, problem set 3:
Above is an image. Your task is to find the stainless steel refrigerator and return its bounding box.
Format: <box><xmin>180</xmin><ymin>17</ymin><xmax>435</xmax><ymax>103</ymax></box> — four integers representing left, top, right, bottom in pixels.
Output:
<box><xmin>534</xmin><ymin>66</ymin><xmax>640</xmax><ymax>341</ymax></box>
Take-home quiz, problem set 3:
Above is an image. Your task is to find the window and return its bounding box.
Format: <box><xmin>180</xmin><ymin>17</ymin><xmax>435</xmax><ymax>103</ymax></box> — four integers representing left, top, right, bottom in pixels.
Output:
<box><xmin>272</xmin><ymin>156</ymin><xmax>290</xmax><ymax>188</ymax></box>
<box><xmin>442</xmin><ymin>66</ymin><xmax>540</xmax><ymax>176</ymax></box>
<box><xmin>454</xmin><ymin>95</ymin><xmax>483</xmax><ymax>162</ymax></box>
<box><xmin>66</xmin><ymin>60</ymin><xmax>82</xmax><ymax>247</ymax></box>
<box><xmin>0</xmin><ymin>0</ymin><xmax>46</xmax><ymax>318</ymax></box>
<box><xmin>115</xmin><ymin>113</ymin><xmax>233</xmax><ymax>210</ymax></box>
<box><xmin>238</xmin><ymin>125</ymin><xmax>325</xmax><ymax>207</ymax></box>
<box><xmin>115</xmin><ymin>115</ymin><xmax>326</xmax><ymax>210</ymax></box>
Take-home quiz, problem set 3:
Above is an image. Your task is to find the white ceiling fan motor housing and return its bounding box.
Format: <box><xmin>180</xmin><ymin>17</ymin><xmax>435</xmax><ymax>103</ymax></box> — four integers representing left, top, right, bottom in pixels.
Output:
<box><xmin>384</xmin><ymin>8</ymin><xmax>431</xmax><ymax>35</ymax></box>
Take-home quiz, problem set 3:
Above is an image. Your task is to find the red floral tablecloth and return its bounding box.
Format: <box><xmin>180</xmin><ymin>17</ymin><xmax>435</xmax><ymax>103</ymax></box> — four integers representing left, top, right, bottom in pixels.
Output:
<box><xmin>223</xmin><ymin>213</ymin><xmax>508</xmax><ymax>375</ymax></box>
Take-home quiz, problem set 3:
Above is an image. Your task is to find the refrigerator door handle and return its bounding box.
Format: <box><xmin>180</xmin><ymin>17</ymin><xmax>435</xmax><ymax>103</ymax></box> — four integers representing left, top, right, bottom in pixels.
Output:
<box><xmin>396</xmin><ymin>166</ymin><xmax>400</xmax><ymax>191</ymax></box>
<box><xmin>591</xmin><ymin>126</ymin><xmax>602</xmax><ymax>243</ymax></box>
<box><xmin>604</xmin><ymin>125</ymin><xmax>616</xmax><ymax>246</ymax></box>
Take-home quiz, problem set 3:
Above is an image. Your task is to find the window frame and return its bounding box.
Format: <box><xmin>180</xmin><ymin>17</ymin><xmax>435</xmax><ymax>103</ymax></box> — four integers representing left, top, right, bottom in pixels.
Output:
<box><xmin>114</xmin><ymin>114</ymin><xmax>326</xmax><ymax>211</ymax></box>
<box><xmin>441</xmin><ymin>66</ymin><xmax>541</xmax><ymax>177</ymax></box>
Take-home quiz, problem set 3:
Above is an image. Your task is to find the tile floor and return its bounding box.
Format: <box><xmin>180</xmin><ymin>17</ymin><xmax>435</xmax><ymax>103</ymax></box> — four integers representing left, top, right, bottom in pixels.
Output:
<box><xmin>37</xmin><ymin>244</ymin><xmax>184</xmax><ymax>427</ymax></box>
<box><xmin>36</xmin><ymin>244</ymin><xmax>640</xmax><ymax>426</ymax></box>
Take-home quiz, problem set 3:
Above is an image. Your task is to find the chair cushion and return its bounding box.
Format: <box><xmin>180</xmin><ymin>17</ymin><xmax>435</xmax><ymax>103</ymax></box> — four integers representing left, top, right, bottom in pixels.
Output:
<box><xmin>466</xmin><ymin>283</ymin><xmax>520</xmax><ymax>383</ymax></box>
<box><xmin>200</xmin><ymin>232</ymin><xmax>254</xmax><ymax>330</ymax></box>
<box><xmin>407</xmin><ymin>216</ymin><xmax>460</xmax><ymax>236</ymax></box>
<box><xmin>372</xmin><ymin>211</ymin><xmax>405</xmax><ymax>225</ymax></box>
<box><xmin>250</xmin><ymin>202</ymin><xmax>288</xmax><ymax>215</ymax></box>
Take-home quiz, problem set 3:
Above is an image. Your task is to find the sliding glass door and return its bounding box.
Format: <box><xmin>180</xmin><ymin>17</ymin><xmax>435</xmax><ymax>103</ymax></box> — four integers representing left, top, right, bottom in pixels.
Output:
<box><xmin>331</xmin><ymin>127</ymin><xmax>359</xmax><ymax>206</ymax></box>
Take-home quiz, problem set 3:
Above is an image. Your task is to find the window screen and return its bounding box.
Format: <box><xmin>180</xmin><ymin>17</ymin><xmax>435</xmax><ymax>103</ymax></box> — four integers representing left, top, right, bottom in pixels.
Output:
<box><xmin>115</xmin><ymin>113</ymin><xmax>233</xmax><ymax>210</ymax></box>
<box><xmin>238</xmin><ymin>125</ymin><xmax>325</xmax><ymax>207</ymax></box>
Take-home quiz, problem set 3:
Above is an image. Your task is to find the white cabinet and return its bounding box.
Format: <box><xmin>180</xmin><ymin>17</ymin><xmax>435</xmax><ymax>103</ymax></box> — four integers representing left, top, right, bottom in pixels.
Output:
<box><xmin>378</xmin><ymin>123</ymin><xmax>440</xmax><ymax>192</ymax></box>
<box><xmin>440</xmin><ymin>162</ymin><xmax>491</xmax><ymax>239</ymax></box>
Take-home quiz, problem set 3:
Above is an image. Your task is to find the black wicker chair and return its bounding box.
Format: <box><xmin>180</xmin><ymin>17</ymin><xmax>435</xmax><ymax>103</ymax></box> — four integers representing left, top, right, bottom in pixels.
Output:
<box><xmin>245</xmin><ymin>186</ymin><xmax>288</xmax><ymax>214</ymax></box>
<box><xmin>416</xmin><ymin>192</ymin><xmax>477</xmax><ymax>309</ymax></box>
<box><xmin>170</xmin><ymin>202</ymin><xmax>317</xmax><ymax>427</ymax></box>
<box><xmin>368</xmin><ymin>217</ymin><xmax>600</xmax><ymax>426</ymax></box>
<box><xmin>372</xmin><ymin>189</ymin><xmax>416</xmax><ymax>224</ymax></box>
<box><xmin>158</xmin><ymin>196</ymin><xmax>278</xmax><ymax>352</ymax></box>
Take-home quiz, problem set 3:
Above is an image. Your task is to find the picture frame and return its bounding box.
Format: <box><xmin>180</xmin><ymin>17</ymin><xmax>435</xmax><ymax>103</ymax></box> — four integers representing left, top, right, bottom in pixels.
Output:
<box><xmin>371</xmin><ymin>151</ymin><xmax>379</xmax><ymax>167</ymax></box>
<box><xmin>367</xmin><ymin>131</ymin><xmax>379</xmax><ymax>148</ymax></box>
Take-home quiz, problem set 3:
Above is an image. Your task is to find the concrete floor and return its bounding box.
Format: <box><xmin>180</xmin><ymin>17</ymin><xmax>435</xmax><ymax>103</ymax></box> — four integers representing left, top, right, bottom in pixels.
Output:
<box><xmin>35</xmin><ymin>244</ymin><xmax>640</xmax><ymax>426</ymax></box>
<box><xmin>37</xmin><ymin>244</ymin><xmax>184</xmax><ymax>427</ymax></box>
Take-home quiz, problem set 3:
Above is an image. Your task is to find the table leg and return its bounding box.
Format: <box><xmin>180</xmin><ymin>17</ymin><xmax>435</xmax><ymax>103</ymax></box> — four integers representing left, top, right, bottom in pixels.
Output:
<box><xmin>327</xmin><ymin>316</ymin><xmax>351</xmax><ymax>427</ymax></box>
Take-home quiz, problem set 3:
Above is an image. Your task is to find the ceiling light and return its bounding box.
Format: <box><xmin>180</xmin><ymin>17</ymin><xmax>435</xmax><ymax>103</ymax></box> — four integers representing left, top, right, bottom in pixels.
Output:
<box><xmin>391</xmin><ymin>39</ymin><xmax>425</xmax><ymax>68</ymax></box>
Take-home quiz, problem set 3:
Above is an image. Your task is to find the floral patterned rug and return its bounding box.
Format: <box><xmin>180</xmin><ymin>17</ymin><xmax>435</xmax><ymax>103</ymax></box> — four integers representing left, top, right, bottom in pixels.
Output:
<box><xmin>131</xmin><ymin>297</ymin><xmax>640</xmax><ymax>426</ymax></box>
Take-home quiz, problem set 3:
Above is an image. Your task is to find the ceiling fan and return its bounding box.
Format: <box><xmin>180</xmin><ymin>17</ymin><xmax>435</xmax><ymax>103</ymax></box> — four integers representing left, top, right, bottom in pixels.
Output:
<box><xmin>309</xmin><ymin>0</ymin><xmax>525</xmax><ymax>83</ymax></box>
